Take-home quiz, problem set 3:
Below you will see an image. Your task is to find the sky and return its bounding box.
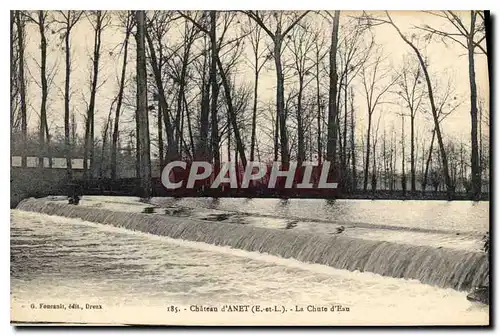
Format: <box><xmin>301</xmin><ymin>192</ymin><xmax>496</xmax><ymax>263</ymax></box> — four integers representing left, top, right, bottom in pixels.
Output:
<box><xmin>16</xmin><ymin>10</ymin><xmax>490</xmax><ymax>159</ymax></box>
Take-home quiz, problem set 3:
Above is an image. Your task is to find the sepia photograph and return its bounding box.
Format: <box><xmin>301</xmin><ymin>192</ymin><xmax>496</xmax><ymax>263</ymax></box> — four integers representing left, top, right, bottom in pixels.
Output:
<box><xmin>9</xmin><ymin>8</ymin><xmax>491</xmax><ymax>326</ymax></box>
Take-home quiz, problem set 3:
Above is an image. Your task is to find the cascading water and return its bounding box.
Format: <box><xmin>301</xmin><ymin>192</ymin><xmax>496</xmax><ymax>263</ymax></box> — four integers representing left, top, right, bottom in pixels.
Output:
<box><xmin>16</xmin><ymin>198</ymin><xmax>489</xmax><ymax>292</ymax></box>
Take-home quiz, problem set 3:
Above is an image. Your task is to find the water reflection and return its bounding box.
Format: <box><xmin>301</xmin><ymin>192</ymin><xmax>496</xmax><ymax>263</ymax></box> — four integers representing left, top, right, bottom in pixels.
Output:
<box><xmin>325</xmin><ymin>199</ymin><xmax>337</xmax><ymax>206</ymax></box>
<box><xmin>151</xmin><ymin>198</ymin><xmax>488</xmax><ymax>233</ymax></box>
<box><xmin>208</xmin><ymin>198</ymin><xmax>220</xmax><ymax>209</ymax></box>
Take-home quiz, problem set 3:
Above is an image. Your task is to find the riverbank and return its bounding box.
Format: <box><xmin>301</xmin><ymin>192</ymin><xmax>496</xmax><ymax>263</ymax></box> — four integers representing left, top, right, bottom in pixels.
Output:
<box><xmin>10</xmin><ymin>169</ymin><xmax>490</xmax><ymax>209</ymax></box>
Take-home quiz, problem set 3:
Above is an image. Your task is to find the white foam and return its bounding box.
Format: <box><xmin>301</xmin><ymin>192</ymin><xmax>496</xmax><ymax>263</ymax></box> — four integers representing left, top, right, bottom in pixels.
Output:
<box><xmin>11</xmin><ymin>210</ymin><xmax>489</xmax><ymax>325</ymax></box>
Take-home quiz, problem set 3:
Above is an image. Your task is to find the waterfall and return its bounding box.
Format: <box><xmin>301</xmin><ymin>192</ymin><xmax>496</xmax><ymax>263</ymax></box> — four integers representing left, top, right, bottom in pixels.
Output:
<box><xmin>16</xmin><ymin>198</ymin><xmax>488</xmax><ymax>292</ymax></box>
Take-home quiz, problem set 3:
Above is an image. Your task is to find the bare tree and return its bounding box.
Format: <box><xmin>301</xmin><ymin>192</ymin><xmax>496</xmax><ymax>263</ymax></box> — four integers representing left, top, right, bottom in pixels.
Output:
<box><xmin>100</xmin><ymin>96</ymin><xmax>117</xmax><ymax>178</ymax></box>
<box><xmin>359</xmin><ymin>45</ymin><xmax>398</xmax><ymax>191</ymax></box>
<box><xmin>371</xmin><ymin>113</ymin><xmax>382</xmax><ymax>193</ymax></box>
<box><xmin>111</xmin><ymin>11</ymin><xmax>134</xmax><ymax>180</ymax></box>
<box><xmin>367</xmin><ymin>12</ymin><xmax>454</xmax><ymax>199</ymax></box>
<box><xmin>10</xmin><ymin>11</ymin><xmax>19</xmax><ymax>136</ymax></box>
<box><xmin>399</xmin><ymin>112</ymin><xmax>406</xmax><ymax>194</ymax></box>
<box><xmin>165</xmin><ymin>15</ymin><xmax>202</xmax><ymax>160</ymax></box>
<box><xmin>478</xmin><ymin>96</ymin><xmax>489</xmax><ymax>189</ymax></box>
<box><xmin>420</xmin><ymin>10</ymin><xmax>487</xmax><ymax>200</ymax></box>
<box><xmin>180</xmin><ymin>11</ymin><xmax>249</xmax><ymax>166</ymax></box>
<box><xmin>135</xmin><ymin>10</ymin><xmax>152</xmax><ymax>198</ymax></box>
<box><xmin>71</xmin><ymin>110</ymin><xmax>77</xmax><ymax>146</ymax></box>
<box><xmin>337</xmin><ymin>17</ymin><xmax>373</xmax><ymax>185</ymax></box>
<box><xmin>244</xmin><ymin>18</ymin><xmax>269</xmax><ymax>162</ymax></box>
<box><xmin>286</xmin><ymin>18</ymin><xmax>316</xmax><ymax>165</ymax></box>
<box><xmin>15</xmin><ymin>11</ymin><xmax>28</xmax><ymax>168</ymax></box>
<box><xmin>145</xmin><ymin>11</ymin><xmax>178</xmax><ymax>163</ymax></box>
<box><xmin>394</xmin><ymin>56</ymin><xmax>425</xmax><ymax>192</ymax></box>
<box><xmin>245</xmin><ymin>10</ymin><xmax>309</xmax><ymax>165</ymax></box>
<box><xmin>54</xmin><ymin>10</ymin><xmax>83</xmax><ymax>178</ymax></box>
<box><xmin>349</xmin><ymin>88</ymin><xmax>357</xmax><ymax>190</ymax></box>
<box><xmin>83</xmin><ymin>11</ymin><xmax>111</xmax><ymax>179</ymax></box>
<box><xmin>311</xmin><ymin>31</ymin><xmax>328</xmax><ymax>165</ymax></box>
<box><xmin>214</xmin><ymin>14</ymin><xmax>249</xmax><ymax>167</ymax></box>
<box><xmin>25</xmin><ymin>11</ymin><xmax>51</xmax><ymax>168</ymax></box>
<box><xmin>421</xmin><ymin>75</ymin><xmax>462</xmax><ymax>193</ymax></box>
<box><xmin>326</xmin><ymin>10</ymin><xmax>340</xmax><ymax>165</ymax></box>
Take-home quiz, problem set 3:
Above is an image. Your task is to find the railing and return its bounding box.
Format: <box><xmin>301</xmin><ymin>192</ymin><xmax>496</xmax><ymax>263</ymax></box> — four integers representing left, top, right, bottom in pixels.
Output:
<box><xmin>11</xmin><ymin>156</ymin><xmax>90</xmax><ymax>169</ymax></box>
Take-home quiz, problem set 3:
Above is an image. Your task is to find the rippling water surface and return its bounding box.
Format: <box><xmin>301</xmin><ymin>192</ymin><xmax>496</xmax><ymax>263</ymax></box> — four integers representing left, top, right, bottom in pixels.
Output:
<box><xmin>11</xmin><ymin>210</ymin><xmax>488</xmax><ymax>325</ymax></box>
<box><xmin>152</xmin><ymin>197</ymin><xmax>489</xmax><ymax>232</ymax></box>
<box><xmin>48</xmin><ymin>196</ymin><xmax>487</xmax><ymax>252</ymax></box>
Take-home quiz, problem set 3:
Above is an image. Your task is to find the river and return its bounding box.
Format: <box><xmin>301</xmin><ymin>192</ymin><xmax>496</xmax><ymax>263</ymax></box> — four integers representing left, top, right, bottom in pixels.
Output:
<box><xmin>10</xmin><ymin>208</ymin><xmax>488</xmax><ymax>325</ymax></box>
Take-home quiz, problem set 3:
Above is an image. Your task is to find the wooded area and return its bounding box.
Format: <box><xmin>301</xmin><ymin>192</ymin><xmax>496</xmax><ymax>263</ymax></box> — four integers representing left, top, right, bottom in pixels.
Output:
<box><xmin>10</xmin><ymin>10</ymin><xmax>490</xmax><ymax>200</ymax></box>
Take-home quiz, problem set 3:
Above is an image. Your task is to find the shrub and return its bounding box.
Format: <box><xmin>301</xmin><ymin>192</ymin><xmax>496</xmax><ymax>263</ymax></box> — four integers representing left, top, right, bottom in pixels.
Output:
<box><xmin>482</xmin><ymin>232</ymin><xmax>489</xmax><ymax>253</ymax></box>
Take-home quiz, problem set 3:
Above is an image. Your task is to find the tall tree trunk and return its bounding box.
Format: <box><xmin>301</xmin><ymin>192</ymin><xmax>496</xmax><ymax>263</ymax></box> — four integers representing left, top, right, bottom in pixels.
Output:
<box><xmin>198</xmin><ymin>40</ymin><xmax>210</xmax><ymax>160</ymax></box>
<box><xmin>10</xmin><ymin>10</ymin><xmax>16</xmax><ymax>138</ymax></box>
<box><xmin>45</xmin><ymin>119</ymin><xmax>52</xmax><ymax>168</ymax></box>
<box><xmin>175</xmin><ymin>84</ymin><xmax>184</xmax><ymax>156</ymax></box>
<box><xmin>135</xmin><ymin>87</ymin><xmax>140</xmax><ymax>179</ymax></box>
<box><xmin>420</xmin><ymin>139</ymin><xmax>425</xmax><ymax>190</ymax></box>
<box><xmin>209</xmin><ymin>11</ymin><xmax>219</xmax><ymax>168</ymax></box>
<box><xmin>410</xmin><ymin>114</ymin><xmax>416</xmax><ymax>192</ymax></box>
<box><xmin>135</xmin><ymin>10</ymin><xmax>152</xmax><ymax>198</ymax></box>
<box><xmin>479</xmin><ymin>100</ymin><xmax>482</xmax><ymax>186</ymax></box>
<box><xmin>184</xmin><ymin>95</ymin><xmax>195</xmax><ymax>157</ymax></box>
<box><xmin>343</xmin><ymin>71</ymin><xmax>348</xmax><ymax>174</ymax></box>
<box><xmin>227</xmin><ymin>118</ymin><xmax>232</xmax><ymax>162</ymax></box>
<box><xmin>38</xmin><ymin>11</ymin><xmax>48</xmax><ymax>168</ymax></box>
<box><xmin>460</xmin><ymin>142</ymin><xmax>465</xmax><ymax>188</ymax></box>
<box><xmin>388</xmin><ymin>132</ymin><xmax>393</xmax><ymax>190</ymax></box>
<box><xmin>423</xmin><ymin>128</ymin><xmax>436</xmax><ymax>193</ymax></box>
<box><xmin>401</xmin><ymin>113</ymin><xmax>406</xmax><ymax>194</ymax></box>
<box><xmin>111</xmin><ymin>15</ymin><xmax>131</xmax><ymax>180</ymax></box>
<box><xmin>16</xmin><ymin>11</ymin><xmax>27</xmax><ymax>168</ymax></box>
<box><xmin>70</xmin><ymin>112</ymin><xmax>77</xmax><ymax>145</ymax></box>
<box><xmin>382</xmin><ymin>129</ymin><xmax>387</xmax><ymax>190</ymax></box>
<box><xmin>250</xmin><ymin>59</ymin><xmax>259</xmax><ymax>162</ymax></box>
<box><xmin>468</xmin><ymin>12</ymin><xmax>481</xmax><ymax>200</ymax></box>
<box><xmin>363</xmin><ymin>112</ymin><xmax>373</xmax><ymax>191</ymax></box>
<box><xmin>274</xmin><ymin>38</ymin><xmax>288</xmax><ymax>165</ymax></box>
<box><xmin>371</xmin><ymin>135</ymin><xmax>377</xmax><ymax>193</ymax></box>
<box><xmin>100</xmin><ymin>106</ymin><xmax>113</xmax><ymax>179</ymax></box>
<box><xmin>274</xmin><ymin>104</ymin><xmax>279</xmax><ymax>161</ymax></box>
<box><xmin>234</xmin><ymin>145</ymin><xmax>239</xmax><ymax>186</ymax></box>
<box><xmin>158</xmin><ymin>103</ymin><xmax>163</xmax><ymax>167</ymax></box>
<box><xmin>336</xmin><ymin>72</ymin><xmax>343</xmax><ymax>165</ymax></box>
<box><xmin>297</xmin><ymin>77</ymin><xmax>305</xmax><ymax>165</ymax></box>
<box><xmin>350</xmin><ymin>89</ymin><xmax>356</xmax><ymax>191</ymax></box>
<box><xmin>392</xmin><ymin>130</ymin><xmax>397</xmax><ymax>190</ymax></box>
<box><xmin>84</xmin><ymin>12</ymin><xmax>104</xmax><ymax>180</ymax></box>
<box><xmin>316</xmin><ymin>62</ymin><xmax>322</xmax><ymax>165</ymax></box>
<box><xmin>63</xmin><ymin>17</ymin><xmax>73</xmax><ymax>179</ymax></box>
<box><xmin>175</xmin><ymin>25</ymin><xmax>193</xmax><ymax>159</ymax></box>
<box><xmin>216</xmin><ymin>56</ymin><xmax>247</xmax><ymax>167</ymax></box>
<box><xmin>326</xmin><ymin>10</ymin><xmax>340</xmax><ymax>165</ymax></box>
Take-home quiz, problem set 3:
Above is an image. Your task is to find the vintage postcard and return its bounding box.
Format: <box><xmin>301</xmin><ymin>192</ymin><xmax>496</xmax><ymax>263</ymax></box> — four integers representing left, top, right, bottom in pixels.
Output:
<box><xmin>10</xmin><ymin>9</ymin><xmax>490</xmax><ymax>326</ymax></box>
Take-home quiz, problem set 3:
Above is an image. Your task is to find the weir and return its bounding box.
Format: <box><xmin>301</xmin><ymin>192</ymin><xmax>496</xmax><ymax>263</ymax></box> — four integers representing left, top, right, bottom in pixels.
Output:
<box><xmin>16</xmin><ymin>198</ymin><xmax>489</xmax><ymax>292</ymax></box>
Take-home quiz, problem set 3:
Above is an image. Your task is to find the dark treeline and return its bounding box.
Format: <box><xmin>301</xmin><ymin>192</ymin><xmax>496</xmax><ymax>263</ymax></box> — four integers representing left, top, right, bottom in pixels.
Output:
<box><xmin>10</xmin><ymin>10</ymin><xmax>490</xmax><ymax>200</ymax></box>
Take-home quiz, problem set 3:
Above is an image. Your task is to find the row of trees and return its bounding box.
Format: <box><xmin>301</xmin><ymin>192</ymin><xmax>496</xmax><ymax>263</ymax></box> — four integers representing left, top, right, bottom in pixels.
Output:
<box><xmin>10</xmin><ymin>10</ymin><xmax>489</xmax><ymax>199</ymax></box>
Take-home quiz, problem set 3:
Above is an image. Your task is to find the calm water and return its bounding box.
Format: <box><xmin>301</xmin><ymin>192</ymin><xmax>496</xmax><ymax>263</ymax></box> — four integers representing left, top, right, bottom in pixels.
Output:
<box><xmin>10</xmin><ymin>210</ymin><xmax>488</xmax><ymax>325</ymax></box>
<box><xmin>151</xmin><ymin>198</ymin><xmax>489</xmax><ymax>233</ymax></box>
<box><xmin>44</xmin><ymin>196</ymin><xmax>489</xmax><ymax>233</ymax></box>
